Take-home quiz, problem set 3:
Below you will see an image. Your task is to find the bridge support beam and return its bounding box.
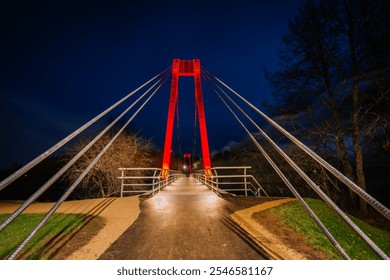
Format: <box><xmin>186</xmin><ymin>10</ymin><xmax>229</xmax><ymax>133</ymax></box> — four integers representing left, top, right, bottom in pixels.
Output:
<box><xmin>162</xmin><ymin>59</ymin><xmax>212</xmax><ymax>178</ymax></box>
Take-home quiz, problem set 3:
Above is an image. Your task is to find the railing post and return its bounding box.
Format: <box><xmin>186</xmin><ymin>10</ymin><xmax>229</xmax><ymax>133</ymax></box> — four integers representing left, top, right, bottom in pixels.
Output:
<box><xmin>214</xmin><ymin>169</ymin><xmax>219</xmax><ymax>194</ymax></box>
<box><xmin>153</xmin><ymin>169</ymin><xmax>158</xmax><ymax>195</ymax></box>
<box><xmin>120</xmin><ymin>169</ymin><xmax>124</xmax><ymax>197</ymax></box>
<box><xmin>244</xmin><ymin>167</ymin><xmax>248</xmax><ymax>196</ymax></box>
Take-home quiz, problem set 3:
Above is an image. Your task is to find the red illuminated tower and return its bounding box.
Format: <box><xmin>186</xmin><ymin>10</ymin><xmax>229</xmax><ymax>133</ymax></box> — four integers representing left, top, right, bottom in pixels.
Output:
<box><xmin>162</xmin><ymin>59</ymin><xmax>211</xmax><ymax>178</ymax></box>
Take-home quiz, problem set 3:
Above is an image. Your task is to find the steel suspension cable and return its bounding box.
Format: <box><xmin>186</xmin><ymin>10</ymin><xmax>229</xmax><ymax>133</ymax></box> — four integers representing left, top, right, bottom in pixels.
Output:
<box><xmin>0</xmin><ymin>66</ymin><xmax>171</xmax><ymax>192</ymax></box>
<box><xmin>207</xmin><ymin>79</ymin><xmax>350</xmax><ymax>260</ymax></box>
<box><xmin>0</xmin><ymin>73</ymin><xmax>170</xmax><ymax>233</ymax></box>
<box><xmin>8</xmin><ymin>73</ymin><xmax>169</xmax><ymax>260</ymax></box>
<box><xmin>203</xmin><ymin>71</ymin><xmax>388</xmax><ymax>259</ymax></box>
<box><xmin>205</xmin><ymin>70</ymin><xmax>390</xmax><ymax>221</ymax></box>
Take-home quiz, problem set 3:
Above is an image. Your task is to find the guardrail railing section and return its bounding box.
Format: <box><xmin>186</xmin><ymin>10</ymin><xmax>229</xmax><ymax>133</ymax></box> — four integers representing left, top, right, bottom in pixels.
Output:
<box><xmin>194</xmin><ymin>166</ymin><xmax>268</xmax><ymax>197</ymax></box>
<box><xmin>118</xmin><ymin>168</ymin><xmax>182</xmax><ymax>197</ymax></box>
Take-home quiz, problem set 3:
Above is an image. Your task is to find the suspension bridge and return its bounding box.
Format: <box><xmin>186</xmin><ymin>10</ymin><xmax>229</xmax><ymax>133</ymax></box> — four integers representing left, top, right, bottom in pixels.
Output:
<box><xmin>0</xmin><ymin>59</ymin><xmax>389</xmax><ymax>260</ymax></box>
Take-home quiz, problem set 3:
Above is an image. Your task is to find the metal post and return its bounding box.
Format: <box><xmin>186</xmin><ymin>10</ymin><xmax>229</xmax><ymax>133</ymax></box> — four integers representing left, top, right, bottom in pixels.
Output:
<box><xmin>244</xmin><ymin>167</ymin><xmax>248</xmax><ymax>196</ymax></box>
<box><xmin>214</xmin><ymin>169</ymin><xmax>219</xmax><ymax>194</ymax></box>
<box><xmin>152</xmin><ymin>170</ymin><xmax>157</xmax><ymax>194</ymax></box>
<box><xmin>120</xmin><ymin>169</ymin><xmax>124</xmax><ymax>198</ymax></box>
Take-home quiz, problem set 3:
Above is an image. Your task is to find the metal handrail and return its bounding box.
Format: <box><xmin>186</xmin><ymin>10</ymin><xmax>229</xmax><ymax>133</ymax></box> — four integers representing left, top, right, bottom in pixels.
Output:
<box><xmin>193</xmin><ymin>166</ymin><xmax>268</xmax><ymax>197</ymax></box>
<box><xmin>118</xmin><ymin>167</ymin><xmax>182</xmax><ymax>197</ymax></box>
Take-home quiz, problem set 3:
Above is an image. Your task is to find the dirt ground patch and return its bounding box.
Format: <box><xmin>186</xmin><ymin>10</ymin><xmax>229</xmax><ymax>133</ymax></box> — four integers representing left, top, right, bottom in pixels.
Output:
<box><xmin>16</xmin><ymin>214</ymin><xmax>105</xmax><ymax>260</ymax></box>
<box><xmin>231</xmin><ymin>198</ymin><xmax>330</xmax><ymax>259</ymax></box>
<box><xmin>252</xmin><ymin>209</ymin><xmax>330</xmax><ymax>259</ymax></box>
<box><xmin>50</xmin><ymin>215</ymin><xmax>105</xmax><ymax>260</ymax></box>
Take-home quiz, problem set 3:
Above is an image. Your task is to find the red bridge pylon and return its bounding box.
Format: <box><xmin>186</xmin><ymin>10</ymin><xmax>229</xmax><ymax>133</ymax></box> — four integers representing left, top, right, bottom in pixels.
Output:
<box><xmin>162</xmin><ymin>59</ymin><xmax>212</xmax><ymax>178</ymax></box>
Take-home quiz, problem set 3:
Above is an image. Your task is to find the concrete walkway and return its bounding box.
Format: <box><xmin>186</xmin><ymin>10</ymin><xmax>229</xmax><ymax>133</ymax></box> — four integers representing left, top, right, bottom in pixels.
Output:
<box><xmin>99</xmin><ymin>176</ymin><xmax>269</xmax><ymax>260</ymax></box>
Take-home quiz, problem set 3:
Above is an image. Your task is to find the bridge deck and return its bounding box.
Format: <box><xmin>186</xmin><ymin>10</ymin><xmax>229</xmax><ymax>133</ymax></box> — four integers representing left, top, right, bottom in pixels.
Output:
<box><xmin>99</xmin><ymin>176</ymin><xmax>268</xmax><ymax>260</ymax></box>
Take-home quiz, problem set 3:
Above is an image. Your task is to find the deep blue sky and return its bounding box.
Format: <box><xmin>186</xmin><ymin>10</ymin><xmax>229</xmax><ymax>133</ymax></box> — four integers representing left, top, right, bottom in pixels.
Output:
<box><xmin>0</xmin><ymin>0</ymin><xmax>302</xmax><ymax>169</ymax></box>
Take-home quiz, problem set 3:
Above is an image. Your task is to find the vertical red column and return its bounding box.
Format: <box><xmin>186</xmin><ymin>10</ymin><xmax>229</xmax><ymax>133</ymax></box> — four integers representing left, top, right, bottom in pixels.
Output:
<box><xmin>193</xmin><ymin>59</ymin><xmax>212</xmax><ymax>175</ymax></box>
<box><xmin>161</xmin><ymin>59</ymin><xmax>180</xmax><ymax>178</ymax></box>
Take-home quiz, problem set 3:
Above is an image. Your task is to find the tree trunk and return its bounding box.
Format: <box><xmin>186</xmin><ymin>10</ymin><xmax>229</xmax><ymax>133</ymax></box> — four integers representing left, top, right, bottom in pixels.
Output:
<box><xmin>352</xmin><ymin>84</ymin><xmax>367</xmax><ymax>213</ymax></box>
<box><xmin>345</xmin><ymin>0</ymin><xmax>367</xmax><ymax>213</ymax></box>
<box><xmin>325</xmin><ymin>76</ymin><xmax>355</xmax><ymax>183</ymax></box>
<box><xmin>334</xmin><ymin>125</ymin><xmax>355</xmax><ymax>180</ymax></box>
<box><xmin>98</xmin><ymin>181</ymin><xmax>106</xmax><ymax>198</ymax></box>
<box><xmin>326</xmin><ymin>77</ymin><xmax>357</xmax><ymax>209</ymax></box>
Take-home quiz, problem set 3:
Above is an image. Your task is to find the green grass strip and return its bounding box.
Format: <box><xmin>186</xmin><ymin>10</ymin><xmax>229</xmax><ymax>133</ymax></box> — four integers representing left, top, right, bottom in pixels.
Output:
<box><xmin>0</xmin><ymin>213</ymin><xmax>87</xmax><ymax>260</ymax></box>
<box><xmin>267</xmin><ymin>198</ymin><xmax>390</xmax><ymax>259</ymax></box>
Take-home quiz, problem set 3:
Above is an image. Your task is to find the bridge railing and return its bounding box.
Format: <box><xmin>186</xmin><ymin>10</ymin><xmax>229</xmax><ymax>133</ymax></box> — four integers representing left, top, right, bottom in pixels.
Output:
<box><xmin>194</xmin><ymin>166</ymin><xmax>268</xmax><ymax>197</ymax></box>
<box><xmin>118</xmin><ymin>168</ymin><xmax>182</xmax><ymax>197</ymax></box>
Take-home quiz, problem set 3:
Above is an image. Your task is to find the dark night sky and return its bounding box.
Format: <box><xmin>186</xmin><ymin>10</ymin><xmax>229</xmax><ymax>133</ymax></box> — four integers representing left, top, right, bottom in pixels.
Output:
<box><xmin>0</xmin><ymin>0</ymin><xmax>302</xmax><ymax>169</ymax></box>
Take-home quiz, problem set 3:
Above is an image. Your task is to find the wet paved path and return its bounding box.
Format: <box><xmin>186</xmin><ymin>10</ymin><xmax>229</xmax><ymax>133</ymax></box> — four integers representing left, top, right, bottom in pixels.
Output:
<box><xmin>99</xmin><ymin>177</ymin><xmax>269</xmax><ymax>259</ymax></box>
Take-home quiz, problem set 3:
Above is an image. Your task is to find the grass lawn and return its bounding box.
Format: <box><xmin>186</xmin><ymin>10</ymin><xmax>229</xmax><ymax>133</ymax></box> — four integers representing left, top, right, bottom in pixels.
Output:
<box><xmin>0</xmin><ymin>213</ymin><xmax>95</xmax><ymax>259</ymax></box>
<box><xmin>267</xmin><ymin>198</ymin><xmax>390</xmax><ymax>259</ymax></box>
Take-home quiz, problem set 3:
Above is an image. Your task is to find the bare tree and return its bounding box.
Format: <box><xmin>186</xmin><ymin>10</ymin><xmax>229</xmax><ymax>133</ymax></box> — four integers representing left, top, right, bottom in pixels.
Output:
<box><xmin>64</xmin><ymin>132</ymin><xmax>153</xmax><ymax>198</ymax></box>
<box><xmin>337</xmin><ymin>0</ymin><xmax>390</xmax><ymax>212</ymax></box>
<box><xmin>266</xmin><ymin>0</ymin><xmax>390</xmax><ymax>211</ymax></box>
<box><xmin>266</xmin><ymin>0</ymin><xmax>354</xmax><ymax>180</ymax></box>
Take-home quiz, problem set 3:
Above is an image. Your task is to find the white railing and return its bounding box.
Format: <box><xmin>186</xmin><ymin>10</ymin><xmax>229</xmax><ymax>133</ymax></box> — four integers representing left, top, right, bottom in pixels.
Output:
<box><xmin>194</xmin><ymin>166</ymin><xmax>268</xmax><ymax>197</ymax></box>
<box><xmin>118</xmin><ymin>168</ymin><xmax>182</xmax><ymax>197</ymax></box>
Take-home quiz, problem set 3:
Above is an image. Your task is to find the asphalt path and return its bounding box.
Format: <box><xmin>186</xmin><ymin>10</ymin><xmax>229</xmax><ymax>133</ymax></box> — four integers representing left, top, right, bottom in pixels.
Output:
<box><xmin>99</xmin><ymin>176</ymin><xmax>269</xmax><ymax>259</ymax></box>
